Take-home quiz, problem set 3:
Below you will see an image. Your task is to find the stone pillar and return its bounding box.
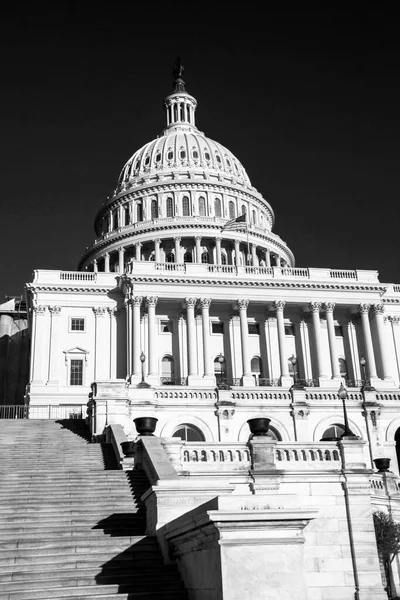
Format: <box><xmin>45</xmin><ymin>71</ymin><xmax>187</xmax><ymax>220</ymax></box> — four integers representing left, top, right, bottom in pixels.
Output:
<box><xmin>132</xmin><ymin>296</ymin><xmax>142</xmax><ymax>379</ymax></box>
<box><xmin>195</xmin><ymin>236</ymin><xmax>202</xmax><ymax>263</ymax></box>
<box><xmin>325</xmin><ymin>302</ymin><xmax>341</xmax><ymax>380</ymax></box>
<box><xmin>251</xmin><ymin>244</ymin><xmax>257</xmax><ymax>266</ymax></box>
<box><xmin>185</xmin><ymin>298</ymin><xmax>201</xmax><ymax>385</ymax></box>
<box><xmin>93</xmin><ymin>259</ymin><xmax>98</xmax><ymax>273</ymax></box>
<box><xmin>108</xmin><ymin>210</ymin><xmax>112</xmax><ymax>232</ymax></box>
<box><xmin>372</xmin><ymin>304</ymin><xmax>394</xmax><ymax>383</ymax></box>
<box><xmin>146</xmin><ymin>296</ymin><xmax>159</xmax><ymax>382</ymax></box>
<box><xmin>174</xmin><ymin>237</ymin><xmax>181</xmax><ymax>263</ymax></box>
<box><xmin>154</xmin><ymin>238</ymin><xmax>161</xmax><ymax>263</ymax></box>
<box><xmin>32</xmin><ymin>305</ymin><xmax>48</xmax><ymax>384</ymax></box>
<box><xmin>215</xmin><ymin>237</ymin><xmax>222</xmax><ymax>265</ymax></box>
<box><xmin>126</xmin><ymin>299</ymin><xmax>132</xmax><ymax>378</ymax></box>
<box><xmin>93</xmin><ymin>307</ymin><xmax>107</xmax><ymax>380</ymax></box>
<box><xmin>47</xmin><ymin>306</ymin><xmax>61</xmax><ymax>384</ymax></box>
<box><xmin>273</xmin><ymin>300</ymin><xmax>291</xmax><ymax>386</ymax></box>
<box><xmin>310</xmin><ymin>301</ymin><xmax>328</xmax><ymax>382</ymax></box>
<box><xmin>199</xmin><ymin>298</ymin><xmax>214</xmax><ymax>383</ymax></box>
<box><xmin>135</xmin><ymin>242</ymin><xmax>142</xmax><ymax>261</ymax></box>
<box><xmin>234</xmin><ymin>240</ymin><xmax>240</xmax><ymax>266</ymax></box>
<box><xmin>118</xmin><ymin>247</ymin><xmax>125</xmax><ymax>273</ymax></box>
<box><xmin>237</xmin><ymin>299</ymin><xmax>254</xmax><ymax>386</ymax></box>
<box><xmin>108</xmin><ymin>307</ymin><xmax>117</xmax><ymax>379</ymax></box>
<box><xmin>104</xmin><ymin>252</ymin><xmax>110</xmax><ymax>273</ymax></box>
<box><xmin>276</xmin><ymin>256</ymin><xmax>281</xmax><ymax>267</ymax></box>
<box><xmin>265</xmin><ymin>248</ymin><xmax>271</xmax><ymax>267</ymax></box>
<box><xmin>359</xmin><ymin>304</ymin><xmax>377</xmax><ymax>379</ymax></box>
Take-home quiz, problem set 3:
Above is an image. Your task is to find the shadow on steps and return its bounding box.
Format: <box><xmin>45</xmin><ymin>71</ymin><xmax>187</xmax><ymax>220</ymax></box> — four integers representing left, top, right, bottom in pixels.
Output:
<box><xmin>55</xmin><ymin>419</ymin><xmax>91</xmax><ymax>442</ymax></box>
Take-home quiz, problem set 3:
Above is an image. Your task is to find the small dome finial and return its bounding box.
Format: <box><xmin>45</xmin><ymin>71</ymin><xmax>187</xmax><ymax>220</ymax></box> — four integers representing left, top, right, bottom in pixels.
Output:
<box><xmin>172</xmin><ymin>57</ymin><xmax>185</xmax><ymax>92</ymax></box>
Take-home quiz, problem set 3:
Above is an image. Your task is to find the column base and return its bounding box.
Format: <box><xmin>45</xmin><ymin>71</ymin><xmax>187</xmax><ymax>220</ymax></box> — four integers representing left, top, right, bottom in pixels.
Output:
<box><xmin>201</xmin><ymin>375</ymin><xmax>216</xmax><ymax>386</ymax></box>
<box><xmin>241</xmin><ymin>375</ymin><xmax>256</xmax><ymax>387</ymax></box>
<box><xmin>145</xmin><ymin>375</ymin><xmax>160</xmax><ymax>386</ymax></box>
<box><xmin>373</xmin><ymin>377</ymin><xmax>396</xmax><ymax>389</ymax></box>
<box><xmin>280</xmin><ymin>376</ymin><xmax>293</xmax><ymax>388</ymax></box>
<box><xmin>188</xmin><ymin>374</ymin><xmax>209</xmax><ymax>386</ymax></box>
<box><xmin>46</xmin><ymin>380</ymin><xmax>59</xmax><ymax>386</ymax></box>
<box><xmin>319</xmin><ymin>377</ymin><xmax>341</xmax><ymax>389</ymax></box>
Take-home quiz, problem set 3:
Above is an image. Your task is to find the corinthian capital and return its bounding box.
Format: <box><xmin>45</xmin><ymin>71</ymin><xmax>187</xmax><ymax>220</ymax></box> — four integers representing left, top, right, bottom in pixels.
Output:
<box><xmin>273</xmin><ymin>300</ymin><xmax>286</xmax><ymax>312</ymax></box>
<box><xmin>309</xmin><ymin>302</ymin><xmax>322</xmax><ymax>313</ymax></box>
<box><xmin>359</xmin><ymin>303</ymin><xmax>370</xmax><ymax>315</ymax></box>
<box><xmin>237</xmin><ymin>299</ymin><xmax>249</xmax><ymax>311</ymax></box>
<box><xmin>49</xmin><ymin>305</ymin><xmax>62</xmax><ymax>316</ymax></box>
<box><xmin>93</xmin><ymin>306</ymin><xmax>106</xmax><ymax>316</ymax></box>
<box><xmin>372</xmin><ymin>304</ymin><xmax>385</xmax><ymax>316</ymax></box>
<box><xmin>131</xmin><ymin>296</ymin><xmax>143</xmax><ymax>307</ymax></box>
<box><xmin>184</xmin><ymin>297</ymin><xmax>197</xmax><ymax>309</ymax></box>
<box><xmin>146</xmin><ymin>296</ymin><xmax>158</xmax><ymax>308</ymax></box>
<box><xmin>34</xmin><ymin>305</ymin><xmax>47</xmax><ymax>315</ymax></box>
<box><xmin>199</xmin><ymin>298</ymin><xmax>212</xmax><ymax>309</ymax></box>
<box><xmin>324</xmin><ymin>302</ymin><xmax>335</xmax><ymax>313</ymax></box>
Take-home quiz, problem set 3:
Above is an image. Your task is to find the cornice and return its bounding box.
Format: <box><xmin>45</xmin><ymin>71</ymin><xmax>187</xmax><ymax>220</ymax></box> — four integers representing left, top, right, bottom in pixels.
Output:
<box><xmin>27</xmin><ymin>285</ymin><xmax>117</xmax><ymax>294</ymax></box>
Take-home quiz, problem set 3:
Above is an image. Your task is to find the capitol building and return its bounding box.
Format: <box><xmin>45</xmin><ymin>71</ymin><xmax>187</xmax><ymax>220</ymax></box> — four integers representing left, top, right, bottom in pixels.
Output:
<box><xmin>20</xmin><ymin>63</ymin><xmax>400</xmax><ymax>598</ymax></box>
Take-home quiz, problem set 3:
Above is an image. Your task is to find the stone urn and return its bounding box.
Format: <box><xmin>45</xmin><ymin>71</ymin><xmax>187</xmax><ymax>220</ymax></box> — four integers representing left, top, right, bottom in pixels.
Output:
<box><xmin>373</xmin><ymin>457</ymin><xmax>391</xmax><ymax>472</ymax></box>
<box><xmin>133</xmin><ymin>417</ymin><xmax>158</xmax><ymax>436</ymax></box>
<box><xmin>120</xmin><ymin>441</ymin><xmax>135</xmax><ymax>457</ymax></box>
<box><xmin>247</xmin><ymin>417</ymin><xmax>271</xmax><ymax>436</ymax></box>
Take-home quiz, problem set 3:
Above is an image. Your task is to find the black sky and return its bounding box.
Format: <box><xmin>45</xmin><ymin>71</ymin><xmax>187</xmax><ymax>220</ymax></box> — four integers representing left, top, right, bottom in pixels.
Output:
<box><xmin>1</xmin><ymin>8</ymin><xmax>399</xmax><ymax>300</ymax></box>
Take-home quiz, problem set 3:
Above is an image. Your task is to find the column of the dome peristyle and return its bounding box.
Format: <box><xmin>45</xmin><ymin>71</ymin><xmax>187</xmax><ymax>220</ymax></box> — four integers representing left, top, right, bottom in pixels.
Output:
<box><xmin>325</xmin><ymin>303</ymin><xmax>341</xmax><ymax>380</ymax></box>
<box><xmin>195</xmin><ymin>237</ymin><xmax>202</xmax><ymax>263</ymax></box>
<box><xmin>234</xmin><ymin>240</ymin><xmax>240</xmax><ymax>266</ymax></box>
<box><xmin>310</xmin><ymin>302</ymin><xmax>327</xmax><ymax>383</ymax></box>
<box><xmin>132</xmin><ymin>297</ymin><xmax>143</xmax><ymax>380</ymax></box>
<box><xmin>154</xmin><ymin>239</ymin><xmax>161</xmax><ymax>263</ymax></box>
<box><xmin>359</xmin><ymin>304</ymin><xmax>377</xmax><ymax>380</ymax></box>
<box><xmin>273</xmin><ymin>300</ymin><xmax>291</xmax><ymax>386</ymax></box>
<box><xmin>237</xmin><ymin>299</ymin><xmax>254</xmax><ymax>386</ymax></box>
<box><xmin>135</xmin><ymin>242</ymin><xmax>142</xmax><ymax>261</ymax></box>
<box><xmin>251</xmin><ymin>245</ymin><xmax>257</xmax><ymax>266</ymax></box>
<box><xmin>199</xmin><ymin>298</ymin><xmax>214</xmax><ymax>383</ymax></box>
<box><xmin>373</xmin><ymin>304</ymin><xmax>394</xmax><ymax>384</ymax></box>
<box><xmin>185</xmin><ymin>298</ymin><xmax>201</xmax><ymax>384</ymax></box>
<box><xmin>174</xmin><ymin>237</ymin><xmax>181</xmax><ymax>263</ymax></box>
<box><xmin>265</xmin><ymin>249</ymin><xmax>271</xmax><ymax>268</ymax></box>
<box><xmin>146</xmin><ymin>297</ymin><xmax>159</xmax><ymax>384</ymax></box>
<box><xmin>215</xmin><ymin>237</ymin><xmax>222</xmax><ymax>265</ymax></box>
<box><xmin>93</xmin><ymin>259</ymin><xmax>98</xmax><ymax>273</ymax></box>
<box><xmin>104</xmin><ymin>252</ymin><xmax>110</xmax><ymax>273</ymax></box>
<box><xmin>118</xmin><ymin>247</ymin><xmax>125</xmax><ymax>273</ymax></box>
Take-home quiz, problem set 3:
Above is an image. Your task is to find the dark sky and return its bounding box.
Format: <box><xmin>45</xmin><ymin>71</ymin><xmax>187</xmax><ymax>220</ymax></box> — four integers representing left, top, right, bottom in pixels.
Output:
<box><xmin>1</xmin><ymin>8</ymin><xmax>399</xmax><ymax>301</ymax></box>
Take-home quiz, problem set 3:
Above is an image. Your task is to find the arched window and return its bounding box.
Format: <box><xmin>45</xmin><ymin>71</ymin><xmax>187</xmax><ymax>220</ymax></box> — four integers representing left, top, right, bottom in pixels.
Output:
<box><xmin>166</xmin><ymin>253</ymin><xmax>174</xmax><ymax>263</ymax></box>
<box><xmin>167</xmin><ymin>150</ymin><xmax>173</xmax><ymax>161</ymax></box>
<box><xmin>321</xmin><ymin>424</ymin><xmax>345</xmax><ymax>441</ymax></box>
<box><xmin>201</xmin><ymin>252</ymin><xmax>209</xmax><ymax>264</ymax></box>
<box><xmin>137</xmin><ymin>203</ymin><xmax>143</xmax><ymax>222</ymax></box>
<box><xmin>241</xmin><ymin>205</ymin><xmax>247</xmax><ymax>215</ymax></box>
<box><xmin>229</xmin><ymin>201</ymin><xmax>236</xmax><ymax>219</ymax></box>
<box><xmin>124</xmin><ymin>206</ymin><xmax>129</xmax><ymax>226</ymax></box>
<box><xmin>151</xmin><ymin>199</ymin><xmax>158</xmax><ymax>220</ymax></box>
<box><xmin>166</xmin><ymin>197</ymin><xmax>174</xmax><ymax>217</ymax></box>
<box><xmin>172</xmin><ymin>424</ymin><xmax>205</xmax><ymax>442</ymax></box>
<box><xmin>214</xmin><ymin>198</ymin><xmax>222</xmax><ymax>217</ymax></box>
<box><xmin>198</xmin><ymin>196</ymin><xmax>206</xmax><ymax>216</ymax></box>
<box><xmin>251</xmin><ymin>356</ymin><xmax>262</xmax><ymax>383</ymax></box>
<box><xmin>184</xmin><ymin>252</ymin><xmax>193</xmax><ymax>263</ymax></box>
<box><xmin>339</xmin><ymin>358</ymin><xmax>347</xmax><ymax>379</ymax></box>
<box><xmin>161</xmin><ymin>355</ymin><xmax>174</xmax><ymax>384</ymax></box>
<box><xmin>182</xmin><ymin>196</ymin><xmax>190</xmax><ymax>216</ymax></box>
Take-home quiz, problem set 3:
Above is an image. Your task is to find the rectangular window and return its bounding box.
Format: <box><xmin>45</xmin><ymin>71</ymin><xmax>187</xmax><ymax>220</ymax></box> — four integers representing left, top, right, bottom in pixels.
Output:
<box><xmin>211</xmin><ymin>322</ymin><xmax>224</xmax><ymax>334</ymax></box>
<box><xmin>285</xmin><ymin>325</ymin><xmax>295</xmax><ymax>336</ymax></box>
<box><xmin>248</xmin><ymin>323</ymin><xmax>260</xmax><ymax>335</ymax></box>
<box><xmin>70</xmin><ymin>360</ymin><xmax>83</xmax><ymax>386</ymax></box>
<box><xmin>160</xmin><ymin>320</ymin><xmax>173</xmax><ymax>333</ymax></box>
<box><xmin>335</xmin><ymin>325</ymin><xmax>343</xmax><ymax>337</ymax></box>
<box><xmin>70</xmin><ymin>318</ymin><xmax>85</xmax><ymax>332</ymax></box>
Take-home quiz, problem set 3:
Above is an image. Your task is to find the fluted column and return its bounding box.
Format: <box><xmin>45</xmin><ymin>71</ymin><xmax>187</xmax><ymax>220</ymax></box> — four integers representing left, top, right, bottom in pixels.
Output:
<box><xmin>359</xmin><ymin>304</ymin><xmax>377</xmax><ymax>379</ymax></box>
<box><xmin>154</xmin><ymin>238</ymin><xmax>161</xmax><ymax>263</ymax></box>
<box><xmin>135</xmin><ymin>242</ymin><xmax>142</xmax><ymax>261</ymax></box>
<box><xmin>174</xmin><ymin>237</ymin><xmax>181</xmax><ymax>263</ymax></box>
<box><xmin>47</xmin><ymin>306</ymin><xmax>61</xmax><ymax>384</ymax></box>
<box><xmin>146</xmin><ymin>297</ymin><xmax>158</xmax><ymax>377</ymax></box>
<box><xmin>265</xmin><ymin>249</ymin><xmax>271</xmax><ymax>267</ymax></box>
<box><xmin>273</xmin><ymin>300</ymin><xmax>290</xmax><ymax>382</ymax></box>
<box><xmin>251</xmin><ymin>245</ymin><xmax>257</xmax><ymax>266</ymax></box>
<box><xmin>185</xmin><ymin>298</ymin><xmax>198</xmax><ymax>379</ymax></box>
<box><xmin>234</xmin><ymin>240</ymin><xmax>240</xmax><ymax>266</ymax></box>
<box><xmin>125</xmin><ymin>299</ymin><xmax>132</xmax><ymax>378</ymax></box>
<box><xmin>237</xmin><ymin>299</ymin><xmax>254</xmax><ymax>385</ymax></box>
<box><xmin>373</xmin><ymin>304</ymin><xmax>393</xmax><ymax>381</ymax></box>
<box><xmin>195</xmin><ymin>236</ymin><xmax>202</xmax><ymax>263</ymax></box>
<box><xmin>104</xmin><ymin>252</ymin><xmax>110</xmax><ymax>273</ymax></box>
<box><xmin>310</xmin><ymin>302</ymin><xmax>327</xmax><ymax>379</ymax></box>
<box><xmin>215</xmin><ymin>237</ymin><xmax>222</xmax><ymax>265</ymax></box>
<box><xmin>118</xmin><ymin>247</ymin><xmax>125</xmax><ymax>273</ymax></box>
<box><xmin>132</xmin><ymin>297</ymin><xmax>143</xmax><ymax>378</ymax></box>
<box><xmin>32</xmin><ymin>305</ymin><xmax>48</xmax><ymax>383</ymax></box>
<box><xmin>325</xmin><ymin>302</ymin><xmax>341</xmax><ymax>379</ymax></box>
<box><xmin>199</xmin><ymin>298</ymin><xmax>213</xmax><ymax>378</ymax></box>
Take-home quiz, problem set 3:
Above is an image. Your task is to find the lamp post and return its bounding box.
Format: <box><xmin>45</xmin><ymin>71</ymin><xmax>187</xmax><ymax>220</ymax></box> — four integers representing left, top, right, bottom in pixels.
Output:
<box><xmin>217</xmin><ymin>353</ymin><xmax>229</xmax><ymax>389</ymax></box>
<box><xmin>338</xmin><ymin>382</ymin><xmax>358</xmax><ymax>439</ymax></box>
<box><xmin>137</xmin><ymin>351</ymin><xmax>150</xmax><ymax>388</ymax></box>
<box><xmin>289</xmin><ymin>354</ymin><xmax>297</xmax><ymax>387</ymax></box>
<box><xmin>360</xmin><ymin>355</ymin><xmax>367</xmax><ymax>386</ymax></box>
<box><xmin>360</xmin><ymin>355</ymin><xmax>375</xmax><ymax>392</ymax></box>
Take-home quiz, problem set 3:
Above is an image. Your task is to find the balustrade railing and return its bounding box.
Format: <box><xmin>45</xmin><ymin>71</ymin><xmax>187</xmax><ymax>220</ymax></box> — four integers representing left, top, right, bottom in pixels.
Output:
<box><xmin>293</xmin><ymin>379</ymin><xmax>319</xmax><ymax>388</ymax></box>
<box><xmin>160</xmin><ymin>377</ymin><xmax>188</xmax><ymax>386</ymax></box>
<box><xmin>155</xmin><ymin>262</ymin><xmax>186</xmax><ymax>272</ymax></box>
<box><xmin>345</xmin><ymin>379</ymin><xmax>366</xmax><ymax>388</ymax></box>
<box><xmin>257</xmin><ymin>378</ymin><xmax>281</xmax><ymax>387</ymax></box>
<box><xmin>0</xmin><ymin>405</ymin><xmax>83</xmax><ymax>419</ymax></box>
<box><xmin>60</xmin><ymin>272</ymin><xmax>97</xmax><ymax>281</ymax></box>
<box><xmin>329</xmin><ymin>269</ymin><xmax>357</xmax><ymax>280</ymax></box>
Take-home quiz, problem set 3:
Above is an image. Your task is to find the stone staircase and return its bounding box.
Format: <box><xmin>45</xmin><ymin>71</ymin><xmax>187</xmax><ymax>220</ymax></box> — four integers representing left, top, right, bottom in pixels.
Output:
<box><xmin>0</xmin><ymin>419</ymin><xmax>187</xmax><ymax>600</ymax></box>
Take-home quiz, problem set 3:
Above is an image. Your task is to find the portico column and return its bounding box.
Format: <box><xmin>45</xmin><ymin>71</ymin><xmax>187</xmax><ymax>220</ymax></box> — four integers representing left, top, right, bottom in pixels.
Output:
<box><xmin>174</xmin><ymin>237</ymin><xmax>181</xmax><ymax>263</ymax></box>
<box><xmin>373</xmin><ymin>304</ymin><xmax>393</xmax><ymax>381</ymax></box>
<box><xmin>310</xmin><ymin>302</ymin><xmax>327</xmax><ymax>380</ymax></box>
<box><xmin>154</xmin><ymin>238</ymin><xmax>161</xmax><ymax>263</ymax></box>
<box><xmin>237</xmin><ymin>299</ymin><xmax>254</xmax><ymax>386</ymax></box>
<box><xmin>359</xmin><ymin>304</ymin><xmax>377</xmax><ymax>379</ymax></box>
<box><xmin>135</xmin><ymin>242</ymin><xmax>142</xmax><ymax>261</ymax></box>
<box><xmin>215</xmin><ymin>237</ymin><xmax>222</xmax><ymax>265</ymax></box>
<box><xmin>185</xmin><ymin>298</ymin><xmax>199</xmax><ymax>381</ymax></box>
<box><xmin>273</xmin><ymin>300</ymin><xmax>291</xmax><ymax>384</ymax></box>
<box><xmin>47</xmin><ymin>306</ymin><xmax>61</xmax><ymax>384</ymax></box>
<box><xmin>195</xmin><ymin>236</ymin><xmax>202</xmax><ymax>263</ymax></box>
<box><xmin>118</xmin><ymin>247</ymin><xmax>125</xmax><ymax>273</ymax></box>
<box><xmin>276</xmin><ymin>256</ymin><xmax>281</xmax><ymax>267</ymax></box>
<box><xmin>325</xmin><ymin>302</ymin><xmax>341</xmax><ymax>379</ymax></box>
<box><xmin>265</xmin><ymin>249</ymin><xmax>271</xmax><ymax>267</ymax></box>
<box><xmin>104</xmin><ymin>252</ymin><xmax>110</xmax><ymax>273</ymax></box>
<box><xmin>146</xmin><ymin>296</ymin><xmax>158</xmax><ymax>378</ymax></box>
<box><xmin>234</xmin><ymin>240</ymin><xmax>240</xmax><ymax>266</ymax></box>
<box><xmin>132</xmin><ymin>297</ymin><xmax>143</xmax><ymax>378</ymax></box>
<box><xmin>199</xmin><ymin>298</ymin><xmax>213</xmax><ymax>378</ymax></box>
